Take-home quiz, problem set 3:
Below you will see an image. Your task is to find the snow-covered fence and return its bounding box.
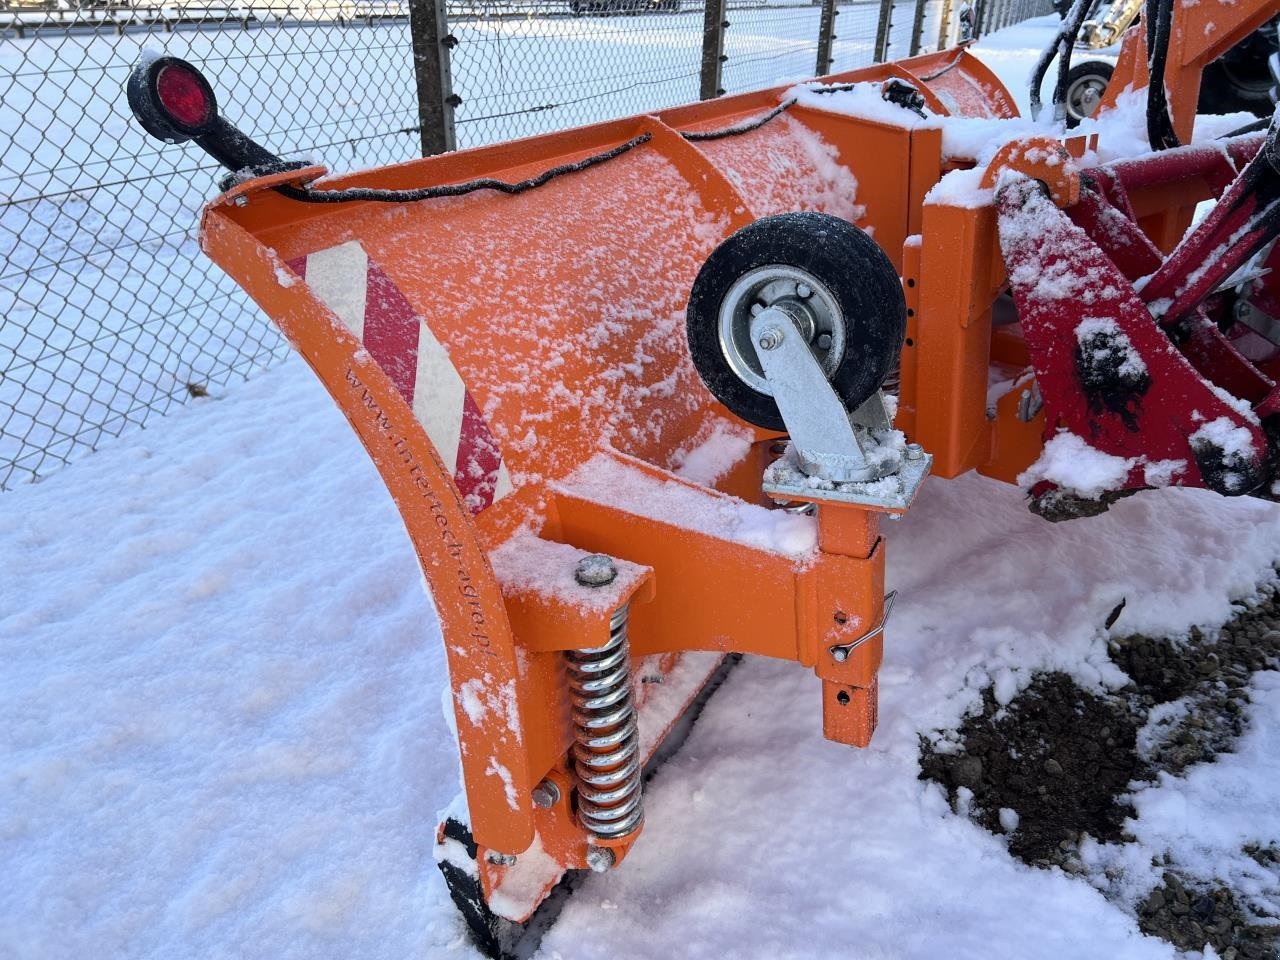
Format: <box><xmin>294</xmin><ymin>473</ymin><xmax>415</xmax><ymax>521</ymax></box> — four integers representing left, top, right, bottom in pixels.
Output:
<box><xmin>0</xmin><ymin>0</ymin><xmax>1047</xmax><ymax>490</ymax></box>
<box><xmin>973</xmin><ymin>0</ymin><xmax>1054</xmax><ymax>38</ymax></box>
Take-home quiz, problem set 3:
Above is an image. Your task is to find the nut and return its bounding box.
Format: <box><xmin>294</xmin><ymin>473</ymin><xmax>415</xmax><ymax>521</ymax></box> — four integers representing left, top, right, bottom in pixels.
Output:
<box><xmin>531</xmin><ymin>779</ymin><xmax>561</xmax><ymax>810</ymax></box>
<box><xmin>585</xmin><ymin>846</ymin><xmax>615</xmax><ymax>873</ymax></box>
<box><xmin>575</xmin><ymin>554</ymin><xmax>617</xmax><ymax>587</ymax></box>
<box><xmin>756</xmin><ymin>327</ymin><xmax>785</xmax><ymax>351</ymax></box>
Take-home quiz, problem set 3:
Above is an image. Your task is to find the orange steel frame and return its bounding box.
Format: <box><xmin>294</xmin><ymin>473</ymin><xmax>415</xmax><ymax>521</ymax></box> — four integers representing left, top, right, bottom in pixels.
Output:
<box><xmin>195</xmin><ymin>0</ymin><xmax>1271</xmax><ymax>918</ymax></box>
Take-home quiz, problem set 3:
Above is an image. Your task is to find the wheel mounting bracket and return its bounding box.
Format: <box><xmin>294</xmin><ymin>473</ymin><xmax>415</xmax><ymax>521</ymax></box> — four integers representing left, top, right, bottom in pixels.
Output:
<box><xmin>750</xmin><ymin>307</ymin><xmax>902</xmax><ymax>483</ymax></box>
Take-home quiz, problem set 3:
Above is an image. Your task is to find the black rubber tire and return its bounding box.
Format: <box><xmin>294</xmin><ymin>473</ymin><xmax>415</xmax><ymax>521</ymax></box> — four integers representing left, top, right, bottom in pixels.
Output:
<box><xmin>1198</xmin><ymin>58</ymin><xmax>1274</xmax><ymax>118</ymax></box>
<box><xmin>1063</xmin><ymin>60</ymin><xmax>1113</xmax><ymax>129</ymax></box>
<box><xmin>685</xmin><ymin>212</ymin><xmax>905</xmax><ymax>432</ymax></box>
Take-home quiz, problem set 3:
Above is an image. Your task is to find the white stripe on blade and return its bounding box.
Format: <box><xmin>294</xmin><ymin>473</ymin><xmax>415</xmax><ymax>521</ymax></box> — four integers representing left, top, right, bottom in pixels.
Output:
<box><xmin>413</xmin><ymin>319</ymin><xmax>466</xmax><ymax>480</ymax></box>
<box><xmin>305</xmin><ymin>241</ymin><xmax>369</xmax><ymax>340</ymax></box>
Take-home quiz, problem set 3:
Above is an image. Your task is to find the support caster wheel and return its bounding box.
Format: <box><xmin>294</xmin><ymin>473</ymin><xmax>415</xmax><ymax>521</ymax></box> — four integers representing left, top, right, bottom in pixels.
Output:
<box><xmin>685</xmin><ymin>212</ymin><xmax>906</xmax><ymax>431</ymax></box>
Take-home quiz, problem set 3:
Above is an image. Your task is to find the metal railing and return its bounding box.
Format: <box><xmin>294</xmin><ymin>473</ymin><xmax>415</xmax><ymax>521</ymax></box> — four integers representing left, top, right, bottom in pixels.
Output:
<box><xmin>0</xmin><ymin>0</ymin><xmax>1049</xmax><ymax>489</ymax></box>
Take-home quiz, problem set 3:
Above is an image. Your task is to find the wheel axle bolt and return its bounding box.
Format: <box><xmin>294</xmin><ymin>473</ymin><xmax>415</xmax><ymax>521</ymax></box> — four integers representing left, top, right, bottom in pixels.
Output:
<box><xmin>586</xmin><ymin>846</ymin><xmax>616</xmax><ymax>873</ymax></box>
<box><xmin>796</xmin><ymin>283</ymin><xmax>812</xmax><ymax>299</ymax></box>
<box><xmin>757</xmin><ymin>327</ymin><xmax>785</xmax><ymax>351</ymax></box>
<box><xmin>575</xmin><ymin>554</ymin><xmax>617</xmax><ymax>587</ymax></box>
<box><xmin>816</xmin><ymin>332</ymin><xmax>832</xmax><ymax>350</ymax></box>
<box><xmin>750</xmin><ymin>302</ymin><xmax>765</xmax><ymax>317</ymax></box>
<box><xmin>531</xmin><ymin>779</ymin><xmax>561</xmax><ymax>809</ymax></box>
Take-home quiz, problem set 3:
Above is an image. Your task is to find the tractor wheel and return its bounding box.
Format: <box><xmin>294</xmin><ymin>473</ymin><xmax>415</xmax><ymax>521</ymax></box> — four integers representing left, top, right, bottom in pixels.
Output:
<box><xmin>685</xmin><ymin>212</ymin><xmax>906</xmax><ymax>432</ymax></box>
<box><xmin>1198</xmin><ymin>56</ymin><xmax>1274</xmax><ymax>118</ymax></box>
<box><xmin>1063</xmin><ymin>60</ymin><xmax>1113</xmax><ymax>128</ymax></box>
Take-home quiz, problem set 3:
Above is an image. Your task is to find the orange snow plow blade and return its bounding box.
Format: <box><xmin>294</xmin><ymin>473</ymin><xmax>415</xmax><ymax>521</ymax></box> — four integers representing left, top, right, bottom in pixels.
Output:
<box><xmin>125</xmin><ymin>0</ymin><xmax>1280</xmax><ymax>951</ymax></box>
<box><xmin>185</xmin><ymin>51</ymin><xmax>996</xmax><ymax>943</ymax></box>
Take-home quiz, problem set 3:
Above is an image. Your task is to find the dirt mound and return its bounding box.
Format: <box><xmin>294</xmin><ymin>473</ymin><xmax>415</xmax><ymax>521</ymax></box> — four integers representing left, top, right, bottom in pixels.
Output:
<box><xmin>919</xmin><ymin>581</ymin><xmax>1280</xmax><ymax>956</ymax></box>
<box><xmin>919</xmin><ymin>673</ymin><xmax>1143</xmax><ymax>863</ymax></box>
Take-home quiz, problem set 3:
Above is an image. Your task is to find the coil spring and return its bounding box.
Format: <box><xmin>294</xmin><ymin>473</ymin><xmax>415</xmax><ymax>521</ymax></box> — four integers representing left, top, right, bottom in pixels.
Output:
<box><xmin>564</xmin><ymin>605</ymin><xmax>644</xmax><ymax>839</ymax></box>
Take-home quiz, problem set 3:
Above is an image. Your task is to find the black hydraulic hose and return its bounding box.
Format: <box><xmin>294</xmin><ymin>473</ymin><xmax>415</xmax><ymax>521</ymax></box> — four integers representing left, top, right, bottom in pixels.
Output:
<box><xmin>1028</xmin><ymin>0</ymin><xmax>1094</xmax><ymax>121</ymax></box>
<box><xmin>1049</xmin><ymin>0</ymin><xmax>1101</xmax><ymax>122</ymax></box>
<box><xmin>277</xmin><ymin>133</ymin><xmax>652</xmax><ymax>204</ymax></box>
<box><xmin>1146</xmin><ymin>0</ymin><xmax>1180</xmax><ymax>150</ymax></box>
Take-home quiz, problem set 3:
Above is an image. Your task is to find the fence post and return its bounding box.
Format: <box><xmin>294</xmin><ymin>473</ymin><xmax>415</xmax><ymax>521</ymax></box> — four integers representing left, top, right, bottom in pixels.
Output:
<box><xmin>973</xmin><ymin>0</ymin><xmax>987</xmax><ymax>37</ymax></box>
<box><xmin>815</xmin><ymin>0</ymin><xmax>837</xmax><ymax>76</ymax></box>
<box><xmin>407</xmin><ymin>0</ymin><xmax>457</xmax><ymax>156</ymax></box>
<box><xmin>701</xmin><ymin>0</ymin><xmax>728</xmax><ymax>99</ymax></box>
<box><xmin>909</xmin><ymin>0</ymin><xmax>928</xmax><ymax>54</ymax></box>
<box><xmin>873</xmin><ymin>0</ymin><xmax>895</xmax><ymax>61</ymax></box>
<box><xmin>936</xmin><ymin>0</ymin><xmax>953</xmax><ymax>48</ymax></box>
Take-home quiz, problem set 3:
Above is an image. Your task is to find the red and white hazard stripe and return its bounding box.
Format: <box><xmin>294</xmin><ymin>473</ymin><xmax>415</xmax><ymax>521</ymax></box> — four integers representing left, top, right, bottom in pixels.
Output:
<box><xmin>289</xmin><ymin>241</ymin><xmax>513</xmax><ymax>514</ymax></box>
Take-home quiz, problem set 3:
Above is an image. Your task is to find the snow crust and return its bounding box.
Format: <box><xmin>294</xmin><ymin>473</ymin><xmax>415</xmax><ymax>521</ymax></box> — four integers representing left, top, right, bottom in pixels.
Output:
<box><xmin>1018</xmin><ymin>430</ymin><xmax>1136</xmax><ymax>499</ymax></box>
<box><xmin>5</xmin><ymin>352</ymin><xmax>1280</xmax><ymax>959</ymax></box>
<box><xmin>557</xmin><ymin>453</ymin><xmax>818</xmax><ymax>558</ymax></box>
<box><xmin>488</xmin><ymin>533</ymin><xmax>650</xmax><ymax>614</ymax></box>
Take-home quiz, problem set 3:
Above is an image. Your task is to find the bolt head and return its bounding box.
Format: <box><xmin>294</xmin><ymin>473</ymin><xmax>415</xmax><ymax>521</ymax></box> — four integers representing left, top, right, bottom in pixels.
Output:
<box><xmin>575</xmin><ymin>554</ymin><xmax>618</xmax><ymax>587</ymax></box>
<box><xmin>796</xmin><ymin>283</ymin><xmax>813</xmax><ymax>299</ymax></box>
<box><xmin>485</xmin><ymin>851</ymin><xmax>518</xmax><ymax>866</ymax></box>
<box><xmin>905</xmin><ymin>443</ymin><xmax>925</xmax><ymax>461</ymax></box>
<box><xmin>585</xmin><ymin>846</ymin><xmax>615</xmax><ymax>873</ymax></box>
<box><xmin>830</xmin><ymin>646</ymin><xmax>850</xmax><ymax>663</ymax></box>
<box><xmin>815</xmin><ymin>332</ymin><xmax>833</xmax><ymax>350</ymax></box>
<box><xmin>750</xmin><ymin>302</ymin><xmax>765</xmax><ymax>317</ymax></box>
<box><xmin>531</xmin><ymin>780</ymin><xmax>561</xmax><ymax>809</ymax></box>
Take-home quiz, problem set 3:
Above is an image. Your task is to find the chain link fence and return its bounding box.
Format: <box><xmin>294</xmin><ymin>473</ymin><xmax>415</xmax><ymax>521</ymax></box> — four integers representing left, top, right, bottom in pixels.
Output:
<box><xmin>0</xmin><ymin>0</ymin><xmax>1049</xmax><ymax>489</ymax></box>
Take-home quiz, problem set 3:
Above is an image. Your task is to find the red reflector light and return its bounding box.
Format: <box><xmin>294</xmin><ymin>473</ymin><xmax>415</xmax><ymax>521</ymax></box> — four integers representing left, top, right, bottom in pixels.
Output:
<box><xmin>156</xmin><ymin>64</ymin><xmax>212</xmax><ymax>129</ymax></box>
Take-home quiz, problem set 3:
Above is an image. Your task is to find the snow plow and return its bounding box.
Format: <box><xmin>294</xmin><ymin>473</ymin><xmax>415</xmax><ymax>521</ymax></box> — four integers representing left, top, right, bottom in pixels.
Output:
<box><xmin>126</xmin><ymin>0</ymin><xmax>1279</xmax><ymax>954</ymax></box>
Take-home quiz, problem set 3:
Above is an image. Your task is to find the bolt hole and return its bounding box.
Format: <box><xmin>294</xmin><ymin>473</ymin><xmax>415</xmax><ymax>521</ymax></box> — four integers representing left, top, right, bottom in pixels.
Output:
<box><xmin>905</xmin><ymin>337</ymin><xmax>914</xmax><ymax>347</ymax></box>
<box><xmin>906</xmin><ymin>278</ymin><xmax>916</xmax><ymax>288</ymax></box>
<box><xmin>906</xmin><ymin>308</ymin><xmax>915</xmax><ymax>317</ymax></box>
<box><xmin>834</xmin><ymin>611</ymin><xmax>848</xmax><ymax>624</ymax></box>
<box><xmin>836</xmin><ymin>690</ymin><xmax>851</xmax><ymax>706</ymax></box>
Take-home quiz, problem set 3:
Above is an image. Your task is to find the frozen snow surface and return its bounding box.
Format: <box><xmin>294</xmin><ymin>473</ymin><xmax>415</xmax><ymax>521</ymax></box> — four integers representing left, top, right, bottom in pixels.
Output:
<box><xmin>6</xmin><ymin>352</ymin><xmax>1280</xmax><ymax>960</ymax></box>
<box><xmin>5</xmin><ymin>13</ymin><xmax>1280</xmax><ymax>960</ymax></box>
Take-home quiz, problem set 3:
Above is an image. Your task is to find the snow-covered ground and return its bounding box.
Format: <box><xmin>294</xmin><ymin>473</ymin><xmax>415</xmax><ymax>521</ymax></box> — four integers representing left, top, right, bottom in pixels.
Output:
<box><xmin>5</xmin><ymin>15</ymin><xmax>1280</xmax><ymax>960</ymax></box>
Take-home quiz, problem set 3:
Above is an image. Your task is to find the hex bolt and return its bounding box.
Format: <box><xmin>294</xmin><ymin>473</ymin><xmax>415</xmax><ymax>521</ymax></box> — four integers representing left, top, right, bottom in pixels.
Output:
<box><xmin>485</xmin><ymin>851</ymin><xmax>518</xmax><ymax>866</ymax></box>
<box><xmin>750</xmin><ymin>302</ymin><xmax>765</xmax><ymax>317</ymax></box>
<box><xmin>575</xmin><ymin>554</ymin><xmax>617</xmax><ymax>587</ymax></box>
<box><xmin>531</xmin><ymin>779</ymin><xmax>561</xmax><ymax>810</ymax></box>
<box><xmin>815</xmin><ymin>332</ymin><xmax>833</xmax><ymax>350</ymax></box>
<box><xmin>756</xmin><ymin>327</ymin><xmax>785</xmax><ymax>351</ymax></box>
<box><xmin>796</xmin><ymin>283</ymin><xmax>813</xmax><ymax>299</ymax></box>
<box><xmin>905</xmin><ymin>443</ymin><xmax>925</xmax><ymax>461</ymax></box>
<box><xmin>585</xmin><ymin>846</ymin><xmax>616</xmax><ymax>873</ymax></box>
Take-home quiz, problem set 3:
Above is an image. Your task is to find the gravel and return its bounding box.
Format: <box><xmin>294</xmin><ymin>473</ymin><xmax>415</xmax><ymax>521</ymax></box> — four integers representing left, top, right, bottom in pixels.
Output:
<box><xmin>918</xmin><ymin>576</ymin><xmax>1280</xmax><ymax>956</ymax></box>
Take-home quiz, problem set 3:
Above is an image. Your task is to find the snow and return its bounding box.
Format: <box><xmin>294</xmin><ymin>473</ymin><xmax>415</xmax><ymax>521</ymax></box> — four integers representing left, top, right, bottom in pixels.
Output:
<box><xmin>1019</xmin><ymin>429</ymin><xmax>1136</xmax><ymax>500</ymax></box>
<box><xmin>5</xmin><ymin>13</ymin><xmax>1280</xmax><ymax>960</ymax></box>
<box><xmin>1077</xmin><ymin>316</ymin><xmax>1148</xmax><ymax>379</ymax></box>
<box><xmin>488</xmin><ymin>533</ymin><xmax>650</xmax><ymax>614</ymax></box>
<box><xmin>558</xmin><ymin>452</ymin><xmax>819</xmax><ymax>558</ymax></box>
<box><xmin>672</xmin><ymin>419</ymin><xmax>754</xmax><ymax>486</ymax></box>
<box><xmin>5</xmin><ymin>347</ymin><xmax>1279</xmax><ymax>959</ymax></box>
